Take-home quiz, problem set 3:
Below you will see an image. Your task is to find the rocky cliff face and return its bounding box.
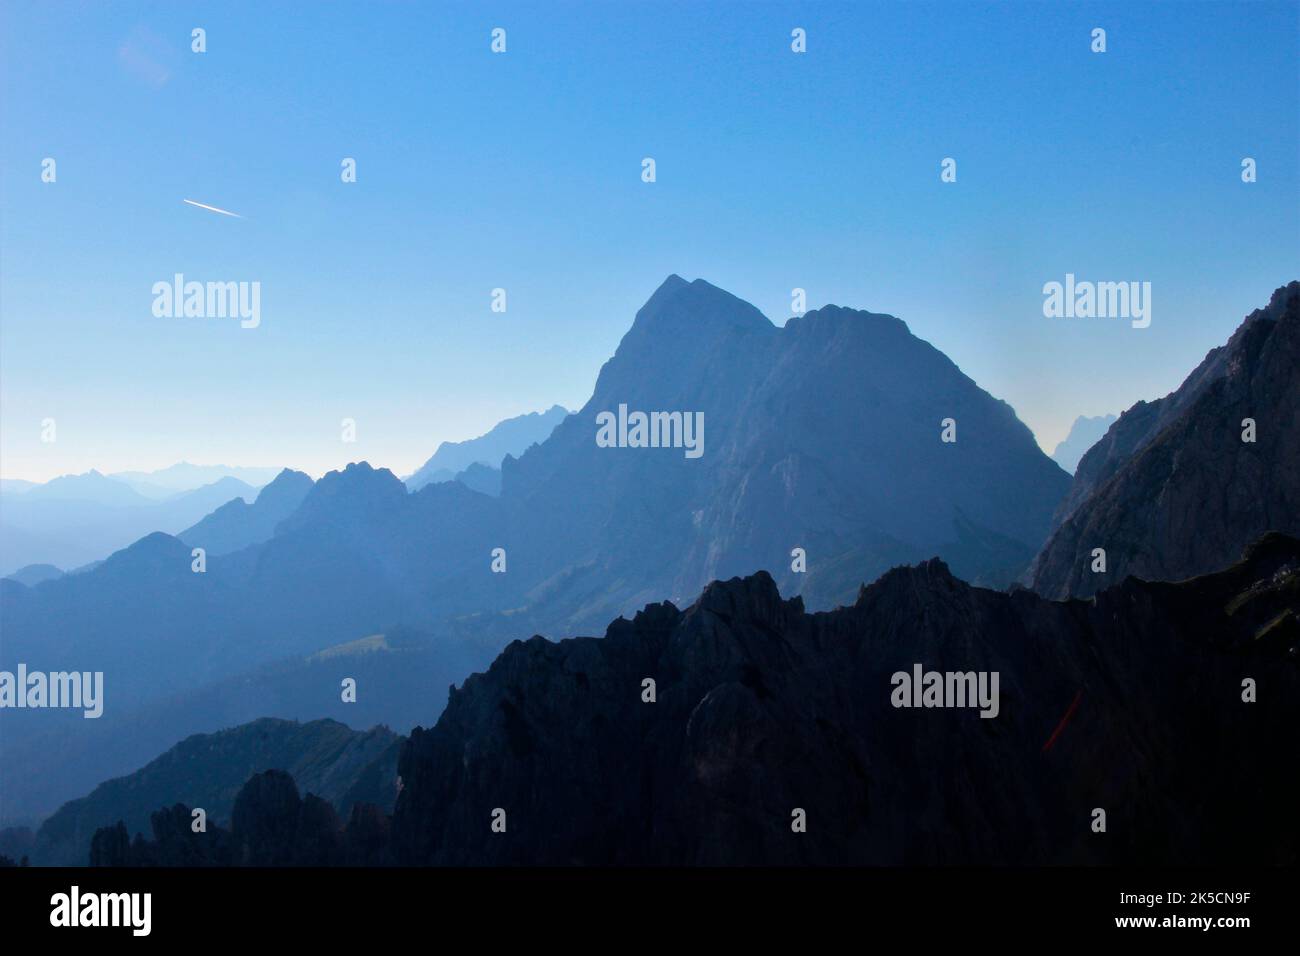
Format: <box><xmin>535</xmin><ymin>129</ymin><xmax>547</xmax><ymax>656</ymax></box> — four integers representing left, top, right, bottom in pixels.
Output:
<box><xmin>1029</xmin><ymin>282</ymin><xmax>1300</xmax><ymax>598</ymax></box>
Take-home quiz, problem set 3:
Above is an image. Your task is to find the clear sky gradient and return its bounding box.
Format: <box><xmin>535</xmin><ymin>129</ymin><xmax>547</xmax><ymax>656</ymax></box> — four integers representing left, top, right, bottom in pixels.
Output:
<box><xmin>2</xmin><ymin>0</ymin><xmax>1297</xmax><ymax>481</ymax></box>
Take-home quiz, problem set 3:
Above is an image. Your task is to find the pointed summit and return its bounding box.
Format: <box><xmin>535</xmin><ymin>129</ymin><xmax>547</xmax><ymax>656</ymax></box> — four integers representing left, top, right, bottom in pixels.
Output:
<box><xmin>645</xmin><ymin>273</ymin><xmax>689</xmax><ymax>301</ymax></box>
<box><xmin>257</xmin><ymin>468</ymin><xmax>314</xmax><ymax>505</ymax></box>
<box><xmin>624</xmin><ymin>275</ymin><xmax>773</xmax><ymax>343</ymax></box>
<box><xmin>591</xmin><ymin>277</ymin><xmax>776</xmax><ymax>405</ymax></box>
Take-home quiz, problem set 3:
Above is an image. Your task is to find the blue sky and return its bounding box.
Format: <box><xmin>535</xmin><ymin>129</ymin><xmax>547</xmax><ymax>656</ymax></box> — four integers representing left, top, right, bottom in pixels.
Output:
<box><xmin>2</xmin><ymin>0</ymin><xmax>1297</xmax><ymax>481</ymax></box>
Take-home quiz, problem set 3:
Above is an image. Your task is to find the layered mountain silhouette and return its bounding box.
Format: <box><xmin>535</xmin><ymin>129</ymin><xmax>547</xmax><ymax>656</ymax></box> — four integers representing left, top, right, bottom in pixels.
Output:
<box><xmin>406</xmin><ymin>404</ymin><xmax>569</xmax><ymax>490</ymax></box>
<box><xmin>179</xmin><ymin>469</ymin><xmax>314</xmax><ymax>556</ymax></box>
<box><xmin>1029</xmin><ymin>281</ymin><xmax>1300</xmax><ymax>598</ymax></box>
<box><xmin>93</xmin><ymin>534</ymin><xmax>1300</xmax><ymax>866</ymax></box>
<box><xmin>2</xmin><ymin>276</ymin><xmax>1072</xmax><ymax>824</ymax></box>
<box><xmin>0</xmin><ymin>471</ymin><xmax>262</xmax><ymax>575</ymax></box>
<box><xmin>3</xmin><ymin>563</ymin><xmax>63</xmax><ymax>587</ymax></box>
<box><xmin>12</xmin><ymin>470</ymin><xmax>150</xmax><ymax>507</ymax></box>
<box><xmin>450</xmin><ymin>461</ymin><xmax>502</xmax><ymax>497</ymax></box>
<box><xmin>110</xmin><ymin>462</ymin><xmax>282</xmax><ymax>498</ymax></box>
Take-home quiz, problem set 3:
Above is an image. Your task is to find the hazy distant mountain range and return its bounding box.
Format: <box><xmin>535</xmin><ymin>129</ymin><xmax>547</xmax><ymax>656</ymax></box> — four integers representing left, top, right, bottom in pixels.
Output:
<box><xmin>405</xmin><ymin>405</ymin><xmax>570</xmax><ymax>490</ymax></box>
<box><xmin>3</xmin><ymin>563</ymin><xmax>64</xmax><ymax>587</ymax></box>
<box><xmin>110</xmin><ymin>462</ymin><xmax>284</xmax><ymax>498</ymax></box>
<box><xmin>1</xmin><ymin>414</ymin><xmax>572</xmax><ymax>578</ymax></box>
<box><xmin>0</xmin><ymin>471</ymin><xmax>262</xmax><ymax>577</ymax></box>
<box><xmin>3</xmin><ymin>462</ymin><xmax>280</xmax><ymax>502</ymax></box>
<box><xmin>1050</xmin><ymin>414</ymin><xmax>1116</xmax><ymax>474</ymax></box>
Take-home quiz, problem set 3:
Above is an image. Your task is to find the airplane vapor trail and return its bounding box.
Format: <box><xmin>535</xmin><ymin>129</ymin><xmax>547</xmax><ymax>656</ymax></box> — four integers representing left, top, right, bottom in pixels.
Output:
<box><xmin>182</xmin><ymin>199</ymin><xmax>242</xmax><ymax>218</ymax></box>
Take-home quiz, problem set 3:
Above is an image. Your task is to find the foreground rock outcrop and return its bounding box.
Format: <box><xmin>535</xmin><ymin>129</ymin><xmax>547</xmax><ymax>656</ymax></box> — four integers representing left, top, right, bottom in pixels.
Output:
<box><xmin>390</xmin><ymin>535</ymin><xmax>1299</xmax><ymax>865</ymax></box>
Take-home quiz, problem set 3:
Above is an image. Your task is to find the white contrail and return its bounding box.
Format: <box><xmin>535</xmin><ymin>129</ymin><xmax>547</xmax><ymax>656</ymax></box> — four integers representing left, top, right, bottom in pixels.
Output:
<box><xmin>182</xmin><ymin>199</ymin><xmax>242</xmax><ymax>218</ymax></box>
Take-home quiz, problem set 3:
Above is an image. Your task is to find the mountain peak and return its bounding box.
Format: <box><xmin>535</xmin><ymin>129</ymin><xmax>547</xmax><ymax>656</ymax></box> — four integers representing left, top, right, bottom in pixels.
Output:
<box><xmin>627</xmin><ymin>275</ymin><xmax>773</xmax><ymax>341</ymax></box>
<box><xmin>253</xmin><ymin>468</ymin><xmax>314</xmax><ymax>507</ymax></box>
<box><xmin>278</xmin><ymin>462</ymin><xmax>407</xmax><ymax>535</ymax></box>
<box><xmin>263</xmin><ymin>467</ymin><xmax>313</xmax><ymax>489</ymax></box>
<box><xmin>651</xmin><ymin>273</ymin><xmax>689</xmax><ymax>295</ymax></box>
<box><xmin>98</xmin><ymin>532</ymin><xmax>191</xmax><ymax>578</ymax></box>
<box><xmin>316</xmin><ymin>462</ymin><xmax>405</xmax><ymax>496</ymax></box>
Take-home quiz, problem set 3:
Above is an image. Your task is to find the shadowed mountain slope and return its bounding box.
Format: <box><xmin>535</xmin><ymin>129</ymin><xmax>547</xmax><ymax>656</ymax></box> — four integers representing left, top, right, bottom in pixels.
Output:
<box><xmin>1029</xmin><ymin>281</ymin><xmax>1300</xmax><ymax>598</ymax></box>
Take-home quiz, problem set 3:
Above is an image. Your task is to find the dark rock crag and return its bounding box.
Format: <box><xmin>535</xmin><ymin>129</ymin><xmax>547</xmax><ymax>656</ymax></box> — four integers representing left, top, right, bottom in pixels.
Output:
<box><xmin>389</xmin><ymin>535</ymin><xmax>1298</xmax><ymax>865</ymax></box>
